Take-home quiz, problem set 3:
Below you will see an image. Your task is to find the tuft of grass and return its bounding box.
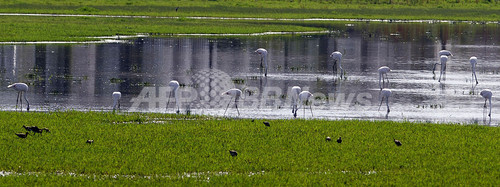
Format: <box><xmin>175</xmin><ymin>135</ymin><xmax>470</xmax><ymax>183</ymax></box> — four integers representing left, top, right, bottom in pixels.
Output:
<box><xmin>0</xmin><ymin>111</ymin><xmax>498</xmax><ymax>185</ymax></box>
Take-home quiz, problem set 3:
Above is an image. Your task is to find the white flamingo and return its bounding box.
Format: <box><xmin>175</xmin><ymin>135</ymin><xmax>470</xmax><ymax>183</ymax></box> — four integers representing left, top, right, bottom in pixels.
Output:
<box><xmin>297</xmin><ymin>91</ymin><xmax>313</xmax><ymax>117</ymax></box>
<box><xmin>433</xmin><ymin>55</ymin><xmax>448</xmax><ymax>82</ymax></box>
<box><xmin>378</xmin><ymin>66</ymin><xmax>391</xmax><ymax>90</ymax></box>
<box><xmin>480</xmin><ymin>89</ymin><xmax>492</xmax><ymax>117</ymax></box>
<box><xmin>222</xmin><ymin>88</ymin><xmax>247</xmax><ymax>116</ymax></box>
<box><xmin>8</xmin><ymin>83</ymin><xmax>30</xmax><ymax>111</ymax></box>
<box><xmin>291</xmin><ymin>86</ymin><xmax>301</xmax><ymax>118</ymax></box>
<box><xmin>470</xmin><ymin>56</ymin><xmax>478</xmax><ymax>85</ymax></box>
<box><xmin>438</xmin><ymin>50</ymin><xmax>453</xmax><ymax>57</ymax></box>
<box><xmin>330</xmin><ymin>51</ymin><xmax>344</xmax><ymax>79</ymax></box>
<box><xmin>255</xmin><ymin>48</ymin><xmax>268</xmax><ymax>76</ymax></box>
<box><xmin>112</xmin><ymin>92</ymin><xmax>121</xmax><ymax>111</ymax></box>
<box><xmin>378</xmin><ymin>88</ymin><xmax>392</xmax><ymax>113</ymax></box>
<box><xmin>167</xmin><ymin>80</ymin><xmax>180</xmax><ymax>114</ymax></box>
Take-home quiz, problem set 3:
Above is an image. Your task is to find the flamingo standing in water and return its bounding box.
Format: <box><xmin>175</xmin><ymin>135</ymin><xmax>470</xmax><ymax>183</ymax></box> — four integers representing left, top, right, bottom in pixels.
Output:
<box><xmin>470</xmin><ymin>56</ymin><xmax>478</xmax><ymax>85</ymax></box>
<box><xmin>378</xmin><ymin>66</ymin><xmax>391</xmax><ymax>90</ymax></box>
<box><xmin>433</xmin><ymin>55</ymin><xmax>448</xmax><ymax>82</ymax></box>
<box><xmin>291</xmin><ymin>86</ymin><xmax>301</xmax><ymax>118</ymax></box>
<box><xmin>378</xmin><ymin>88</ymin><xmax>392</xmax><ymax>113</ymax></box>
<box><xmin>330</xmin><ymin>51</ymin><xmax>344</xmax><ymax>79</ymax></box>
<box><xmin>222</xmin><ymin>88</ymin><xmax>247</xmax><ymax>116</ymax></box>
<box><xmin>297</xmin><ymin>91</ymin><xmax>313</xmax><ymax>117</ymax></box>
<box><xmin>8</xmin><ymin>83</ymin><xmax>30</xmax><ymax>111</ymax></box>
<box><xmin>167</xmin><ymin>80</ymin><xmax>180</xmax><ymax>114</ymax></box>
<box><xmin>255</xmin><ymin>48</ymin><xmax>268</xmax><ymax>77</ymax></box>
<box><xmin>438</xmin><ymin>50</ymin><xmax>453</xmax><ymax>57</ymax></box>
<box><xmin>480</xmin><ymin>89</ymin><xmax>492</xmax><ymax>117</ymax></box>
<box><xmin>112</xmin><ymin>92</ymin><xmax>121</xmax><ymax>111</ymax></box>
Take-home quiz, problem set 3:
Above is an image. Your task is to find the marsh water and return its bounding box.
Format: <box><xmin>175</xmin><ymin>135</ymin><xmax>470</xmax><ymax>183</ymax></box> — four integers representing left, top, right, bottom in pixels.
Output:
<box><xmin>2</xmin><ymin>22</ymin><xmax>500</xmax><ymax>125</ymax></box>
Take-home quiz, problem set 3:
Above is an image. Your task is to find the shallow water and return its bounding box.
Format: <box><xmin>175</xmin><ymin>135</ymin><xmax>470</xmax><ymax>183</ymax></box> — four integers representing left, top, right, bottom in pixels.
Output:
<box><xmin>1</xmin><ymin>22</ymin><xmax>500</xmax><ymax>125</ymax></box>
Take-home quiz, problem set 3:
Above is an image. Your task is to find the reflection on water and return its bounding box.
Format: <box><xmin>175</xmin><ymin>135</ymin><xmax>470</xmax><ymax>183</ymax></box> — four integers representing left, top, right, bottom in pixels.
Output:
<box><xmin>1</xmin><ymin>22</ymin><xmax>500</xmax><ymax>125</ymax></box>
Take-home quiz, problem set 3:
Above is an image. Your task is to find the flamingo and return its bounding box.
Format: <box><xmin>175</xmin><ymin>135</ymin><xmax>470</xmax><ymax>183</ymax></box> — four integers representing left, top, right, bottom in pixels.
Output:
<box><xmin>378</xmin><ymin>66</ymin><xmax>391</xmax><ymax>90</ymax></box>
<box><xmin>378</xmin><ymin>88</ymin><xmax>392</xmax><ymax>113</ymax></box>
<box><xmin>255</xmin><ymin>48</ymin><xmax>268</xmax><ymax>76</ymax></box>
<box><xmin>297</xmin><ymin>91</ymin><xmax>313</xmax><ymax>117</ymax></box>
<box><xmin>8</xmin><ymin>83</ymin><xmax>30</xmax><ymax>111</ymax></box>
<box><xmin>112</xmin><ymin>92</ymin><xmax>121</xmax><ymax>111</ymax></box>
<box><xmin>438</xmin><ymin>50</ymin><xmax>453</xmax><ymax>57</ymax></box>
<box><xmin>330</xmin><ymin>51</ymin><xmax>344</xmax><ymax>79</ymax></box>
<box><xmin>470</xmin><ymin>56</ymin><xmax>478</xmax><ymax>85</ymax></box>
<box><xmin>480</xmin><ymin>89</ymin><xmax>492</xmax><ymax>117</ymax></box>
<box><xmin>167</xmin><ymin>80</ymin><xmax>180</xmax><ymax>114</ymax></box>
<box><xmin>291</xmin><ymin>86</ymin><xmax>301</xmax><ymax>118</ymax></box>
<box><xmin>221</xmin><ymin>88</ymin><xmax>247</xmax><ymax>116</ymax></box>
<box><xmin>433</xmin><ymin>55</ymin><xmax>448</xmax><ymax>82</ymax></box>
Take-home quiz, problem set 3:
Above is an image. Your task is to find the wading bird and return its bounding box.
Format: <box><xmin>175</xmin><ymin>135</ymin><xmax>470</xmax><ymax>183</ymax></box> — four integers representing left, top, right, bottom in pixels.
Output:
<box><xmin>378</xmin><ymin>66</ymin><xmax>391</xmax><ymax>90</ymax></box>
<box><xmin>480</xmin><ymin>89</ymin><xmax>492</xmax><ymax>117</ymax></box>
<box><xmin>255</xmin><ymin>48</ymin><xmax>268</xmax><ymax>76</ymax></box>
<box><xmin>330</xmin><ymin>51</ymin><xmax>344</xmax><ymax>79</ymax></box>
<box><xmin>394</xmin><ymin>138</ymin><xmax>402</xmax><ymax>146</ymax></box>
<box><xmin>379</xmin><ymin>89</ymin><xmax>392</xmax><ymax>113</ymax></box>
<box><xmin>221</xmin><ymin>88</ymin><xmax>247</xmax><ymax>116</ymax></box>
<box><xmin>433</xmin><ymin>55</ymin><xmax>448</xmax><ymax>82</ymax></box>
<box><xmin>112</xmin><ymin>92</ymin><xmax>121</xmax><ymax>111</ymax></box>
<box><xmin>8</xmin><ymin>83</ymin><xmax>30</xmax><ymax>111</ymax></box>
<box><xmin>167</xmin><ymin>80</ymin><xmax>180</xmax><ymax>114</ymax></box>
<box><xmin>291</xmin><ymin>86</ymin><xmax>301</xmax><ymax>118</ymax></box>
<box><xmin>16</xmin><ymin>132</ymin><xmax>29</xmax><ymax>138</ymax></box>
<box><xmin>438</xmin><ymin>50</ymin><xmax>453</xmax><ymax>57</ymax></box>
<box><xmin>470</xmin><ymin>56</ymin><xmax>478</xmax><ymax>85</ymax></box>
<box><xmin>297</xmin><ymin>91</ymin><xmax>313</xmax><ymax>117</ymax></box>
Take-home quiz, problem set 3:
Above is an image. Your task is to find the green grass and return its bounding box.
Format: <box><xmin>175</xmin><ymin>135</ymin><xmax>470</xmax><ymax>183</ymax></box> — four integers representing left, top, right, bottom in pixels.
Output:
<box><xmin>0</xmin><ymin>111</ymin><xmax>498</xmax><ymax>185</ymax></box>
<box><xmin>0</xmin><ymin>16</ymin><xmax>326</xmax><ymax>42</ymax></box>
<box><xmin>1</xmin><ymin>0</ymin><xmax>500</xmax><ymax>42</ymax></box>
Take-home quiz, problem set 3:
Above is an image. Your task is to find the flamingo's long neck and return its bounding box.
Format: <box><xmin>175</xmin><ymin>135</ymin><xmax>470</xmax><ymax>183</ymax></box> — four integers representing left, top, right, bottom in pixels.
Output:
<box><xmin>379</xmin><ymin>73</ymin><xmax>383</xmax><ymax>89</ymax></box>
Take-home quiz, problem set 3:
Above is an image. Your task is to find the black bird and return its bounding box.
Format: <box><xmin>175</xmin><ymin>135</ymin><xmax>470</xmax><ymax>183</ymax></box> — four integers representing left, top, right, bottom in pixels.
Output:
<box><xmin>30</xmin><ymin>126</ymin><xmax>41</xmax><ymax>135</ymax></box>
<box><xmin>337</xmin><ymin>137</ymin><xmax>342</xmax><ymax>143</ymax></box>
<box><xmin>175</xmin><ymin>7</ymin><xmax>179</xmax><ymax>12</ymax></box>
<box><xmin>23</xmin><ymin>125</ymin><xmax>33</xmax><ymax>132</ymax></box>
<box><xmin>263</xmin><ymin>121</ymin><xmax>270</xmax><ymax>127</ymax></box>
<box><xmin>326</xmin><ymin>136</ymin><xmax>331</xmax><ymax>141</ymax></box>
<box><xmin>41</xmin><ymin>128</ymin><xmax>51</xmax><ymax>133</ymax></box>
<box><xmin>16</xmin><ymin>132</ymin><xmax>29</xmax><ymax>138</ymax></box>
<box><xmin>86</xmin><ymin>140</ymin><xmax>94</xmax><ymax>144</ymax></box>
<box><xmin>229</xmin><ymin>150</ymin><xmax>238</xmax><ymax>157</ymax></box>
<box><xmin>31</xmin><ymin>127</ymin><xmax>43</xmax><ymax>135</ymax></box>
<box><xmin>394</xmin><ymin>138</ymin><xmax>402</xmax><ymax>146</ymax></box>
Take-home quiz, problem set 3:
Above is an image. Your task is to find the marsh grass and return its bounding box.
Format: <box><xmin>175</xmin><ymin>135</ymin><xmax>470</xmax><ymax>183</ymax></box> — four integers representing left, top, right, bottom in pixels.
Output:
<box><xmin>1</xmin><ymin>1</ymin><xmax>500</xmax><ymax>42</ymax></box>
<box><xmin>0</xmin><ymin>16</ymin><xmax>324</xmax><ymax>42</ymax></box>
<box><xmin>0</xmin><ymin>111</ymin><xmax>498</xmax><ymax>185</ymax></box>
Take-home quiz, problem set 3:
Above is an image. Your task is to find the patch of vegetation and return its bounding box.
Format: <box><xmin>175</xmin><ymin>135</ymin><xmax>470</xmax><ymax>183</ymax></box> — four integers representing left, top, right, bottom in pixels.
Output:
<box><xmin>0</xmin><ymin>111</ymin><xmax>498</xmax><ymax>185</ymax></box>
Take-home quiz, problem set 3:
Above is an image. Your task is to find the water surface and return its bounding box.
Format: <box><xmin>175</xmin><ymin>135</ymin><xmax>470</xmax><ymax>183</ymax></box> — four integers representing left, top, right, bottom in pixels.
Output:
<box><xmin>2</xmin><ymin>22</ymin><xmax>500</xmax><ymax>125</ymax></box>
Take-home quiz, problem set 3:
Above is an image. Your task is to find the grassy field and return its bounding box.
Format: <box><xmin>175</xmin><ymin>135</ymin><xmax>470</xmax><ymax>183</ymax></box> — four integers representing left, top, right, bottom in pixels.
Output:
<box><xmin>1</xmin><ymin>0</ymin><xmax>500</xmax><ymax>42</ymax></box>
<box><xmin>0</xmin><ymin>111</ymin><xmax>498</xmax><ymax>185</ymax></box>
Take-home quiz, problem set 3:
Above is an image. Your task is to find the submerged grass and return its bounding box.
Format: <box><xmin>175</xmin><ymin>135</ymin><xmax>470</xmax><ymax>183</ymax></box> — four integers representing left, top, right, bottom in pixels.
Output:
<box><xmin>0</xmin><ymin>111</ymin><xmax>498</xmax><ymax>185</ymax></box>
